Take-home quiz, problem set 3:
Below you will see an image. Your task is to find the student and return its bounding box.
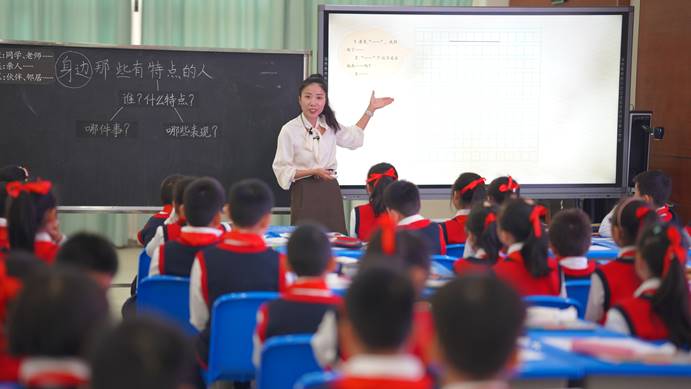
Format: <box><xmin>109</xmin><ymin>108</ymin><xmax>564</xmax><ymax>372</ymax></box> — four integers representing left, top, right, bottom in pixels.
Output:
<box><xmin>349</xmin><ymin>162</ymin><xmax>398</xmax><ymax>241</ymax></box>
<box><xmin>138</xmin><ymin>174</ymin><xmax>183</xmax><ymax>246</ymax></box>
<box><xmin>431</xmin><ymin>274</ymin><xmax>526</xmax><ymax>389</ymax></box>
<box><xmin>189</xmin><ymin>178</ymin><xmax>286</xmax><ymax>366</ymax></box>
<box><xmin>549</xmin><ymin>208</ymin><xmax>596</xmax><ymax>281</ymax></box>
<box><xmin>453</xmin><ymin>202</ymin><xmax>502</xmax><ymax>274</ymax></box>
<box><xmin>56</xmin><ymin>232</ymin><xmax>119</xmax><ymax>289</ymax></box>
<box><xmin>90</xmin><ymin>317</ymin><xmax>197</xmax><ymax>389</ymax></box>
<box><xmin>5</xmin><ymin>179</ymin><xmax>64</xmax><ymax>263</ymax></box>
<box><xmin>493</xmin><ymin>199</ymin><xmax>562</xmax><ymax>296</ymax></box>
<box><xmin>384</xmin><ymin>180</ymin><xmax>446</xmax><ymax>255</ymax></box>
<box><xmin>441</xmin><ymin>172</ymin><xmax>486</xmax><ymax>244</ymax></box>
<box><xmin>149</xmin><ymin>177</ymin><xmax>225</xmax><ymax>277</ymax></box>
<box><xmin>0</xmin><ymin>166</ymin><xmax>30</xmax><ymax>252</ymax></box>
<box><xmin>333</xmin><ymin>265</ymin><xmax>432</xmax><ymax>388</ymax></box>
<box><xmin>0</xmin><ymin>165</ymin><xmax>30</xmax><ymax>182</ymax></box>
<box><xmin>487</xmin><ymin>176</ymin><xmax>520</xmax><ymax>206</ymax></box>
<box><xmin>586</xmin><ymin>199</ymin><xmax>658</xmax><ymax>323</ymax></box>
<box><xmin>599</xmin><ymin>170</ymin><xmax>675</xmax><ymax>237</ymax></box>
<box><xmin>252</xmin><ymin>223</ymin><xmax>341</xmax><ymax>366</ymax></box>
<box><xmin>145</xmin><ymin>176</ymin><xmax>196</xmax><ymax>257</ymax></box>
<box><xmin>8</xmin><ymin>268</ymin><xmax>109</xmax><ymax>389</ymax></box>
<box><xmin>605</xmin><ymin>223</ymin><xmax>691</xmax><ymax>347</ymax></box>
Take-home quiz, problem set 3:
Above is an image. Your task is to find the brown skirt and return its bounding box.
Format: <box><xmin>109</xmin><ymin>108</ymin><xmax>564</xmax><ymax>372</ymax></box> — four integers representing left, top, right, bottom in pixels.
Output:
<box><xmin>290</xmin><ymin>177</ymin><xmax>347</xmax><ymax>234</ymax></box>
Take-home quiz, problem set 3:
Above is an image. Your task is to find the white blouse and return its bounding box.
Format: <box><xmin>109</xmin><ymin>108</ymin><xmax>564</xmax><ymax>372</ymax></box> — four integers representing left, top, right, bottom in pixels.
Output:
<box><xmin>272</xmin><ymin>113</ymin><xmax>365</xmax><ymax>190</ymax></box>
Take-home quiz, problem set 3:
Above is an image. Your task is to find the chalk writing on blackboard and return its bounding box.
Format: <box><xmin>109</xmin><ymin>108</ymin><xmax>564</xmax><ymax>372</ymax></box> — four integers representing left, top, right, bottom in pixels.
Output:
<box><xmin>76</xmin><ymin>121</ymin><xmax>137</xmax><ymax>139</ymax></box>
<box><xmin>120</xmin><ymin>91</ymin><xmax>197</xmax><ymax>108</ymax></box>
<box><xmin>0</xmin><ymin>48</ymin><xmax>55</xmax><ymax>85</ymax></box>
<box><xmin>164</xmin><ymin>123</ymin><xmax>219</xmax><ymax>139</ymax></box>
<box><xmin>56</xmin><ymin>51</ymin><xmax>93</xmax><ymax>89</ymax></box>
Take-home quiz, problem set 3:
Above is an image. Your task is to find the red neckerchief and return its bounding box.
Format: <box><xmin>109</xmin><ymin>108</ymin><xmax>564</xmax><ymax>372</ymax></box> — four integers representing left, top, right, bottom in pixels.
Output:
<box><xmin>282</xmin><ymin>278</ymin><xmax>341</xmax><ymax>304</ymax></box>
<box><xmin>218</xmin><ymin>230</ymin><xmax>267</xmax><ymax>253</ymax></box>
<box><xmin>639</xmin><ymin>287</ymin><xmax>658</xmax><ymax>299</ymax></box>
<box><xmin>177</xmin><ymin>229</ymin><xmax>222</xmax><ymax>247</ymax></box>
<box><xmin>154</xmin><ymin>204</ymin><xmax>173</xmax><ymax>219</ymax></box>
<box><xmin>618</xmin><ymin>248</ymin><xmax>636</xmax><ymax>263</ymax></box>
<box><xmin>19</xmin><ymin>358</ymin><xmax>89</xmax><ymax>387</ymax></box>
<box><xmin>656</xmin><ymin>205</ymin><xmax>672</xmax><ymax>223</ymax></box>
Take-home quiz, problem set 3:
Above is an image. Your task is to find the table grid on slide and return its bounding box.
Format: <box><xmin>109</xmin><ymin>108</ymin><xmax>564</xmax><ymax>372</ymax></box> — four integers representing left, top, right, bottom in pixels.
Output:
<box><xmin>414</xmin><ymin>27</ymin><xmax>542</xmax><ymax>165</ymax></box>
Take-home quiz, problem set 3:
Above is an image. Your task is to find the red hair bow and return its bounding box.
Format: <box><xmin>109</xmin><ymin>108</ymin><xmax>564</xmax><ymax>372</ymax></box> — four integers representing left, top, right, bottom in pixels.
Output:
<box><xmin>460</xmin><ymin>177</ymin><xmax>486</xmax><ymax>195</ymax></box>
<box><xmin>5</xmin><ymin>180</ymin><xmax>52</xmax><ymax>198</ymax></box>
<box><xmin>498</xmin><ymin>176</ymin><xmax>519</xmax><ymax>193</ymax></box>
<box><xmin>529</xmin><ymin>205</ymin><xmax>547</xmax><ymax>238</ymax></box>
<box><xmin>376</xmin><ymin>214</ymin><xmax>397</xmax><ymax>255</ymax></box>
<box><xmin>483</xmin><ymin>212</ymin><xmax>496</xmax><ymax>230</ymax></box>
<box><xmin>635</xmin><ymin>206</ymin><xmax>653</xmax><ymax>228</ymax></box>
<box><xmin>366</xmin><ymin>168</ymin><xmax>397</xmax><ymax>187</ymax></box>
<box><xmin>662</xmin><ymin>226</ymin><xmax>686</xmax><ymax>277</ymax></box>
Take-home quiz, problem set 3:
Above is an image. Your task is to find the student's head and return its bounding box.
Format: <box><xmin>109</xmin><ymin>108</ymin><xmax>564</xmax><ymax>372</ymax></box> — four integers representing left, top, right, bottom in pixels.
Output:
<box><xmin>227</xmin><ymin>178</ymin><xmax>274</xmax><ymax>231</ymax></box>
<box><xmin>635</xmin><ymin>223</ymin><xmax>691</xmax><ymax>348</ymax></box>
<box><xmin>611</xmin><ymin>198</ymin><xmax>658</xmax><ymax>247</ymax></box>
<box><xmin>3</xmin><ymin>250</ymin><xmax>47</xmax><ymax>281</ymax></box>
<box><xmin>160</xmin><ymin>174</ymin><xmax>184</xmax><ymax>206</ymax></box>
<box><xmin>172</xmin><ymin>176</ymin><xmax>196</xmax><ymax>218</ymax></box>
<box><xmin>299</xmin><ymin>74</ymin><xmax>339</xmax><ymax>131</ymax></box>
<box><xmin>633</xmin><ymin>170</ymin><xmax>671</xmax><ymax>208</ymax></box>
<box><xmin>5</xmin><ymin>179</ymin><xmax>57</xmax><ymax>252</ymax></box>
<box><xmin>182</xmin><ymin>177</ymin><xmax>225</xmax><ymax>228</ymax></box>
<box><xmin>0</xmin><ymin>165</ymin><xmax>30</xmax><ymax>182</ymax></box>
<box><xmin>8</xmin><ymin>268</ymin><xmax>110</xmax><ymax>358</ymax></box>
<box><xmin>465</xmin><ymin>202</ymin><xmax>501</xmax><ymax>263</ymax></box>
<box><xmin>366</xmin><ymin>162</ymin><xmax>398</xmax><ymax>217</ymax></box>
<box><xmin>497</xmin><ymin>199</ymin><xmax>550</xmax><ymax>277</ymax></box>
<box><xmin>56</xmin><ymin>232</ymin><xmax>119</xmax><ymax>289</ymax></box>
<box><xmin>451</xmin><ymin>172</ymin><xmax>486</xmax><ymax>210</ymax></box>
<box><xmin>341</xmin><ymin>265</ymin><xmax>415</xmax><ymax>355</ymax></box>
<box><xmin>431</xmin><ymin>274</ymin><xmax>525</xmax><ymax>381</ymax></box>
<box><xmin>549</xmin><ymin>208</ymin><xmax>592</xmax><ymax>258</ymax></box>
<box><xmin>384</xmin><ymin>180</ymin><xmax>420</xmax><ymax>222</ymax></box>
<box><xmin>287</xmin><ymin>223</ymin><xmax>333</xmax><ymax>277</ymax></box>
<box><xmin>90</xmin><ymin>317</ymin><xmax>197</xmax><ymax>389</ymax></box>
<box><xmin>488</xmin><ymin>176</ymin><xmax>520</xmax><ymax>205</ymax></box>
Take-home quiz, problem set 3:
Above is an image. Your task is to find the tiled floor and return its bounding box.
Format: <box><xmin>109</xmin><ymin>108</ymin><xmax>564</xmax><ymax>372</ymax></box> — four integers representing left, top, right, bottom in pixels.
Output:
<box><xmin>108</xmin><ymin>247</ymin><xmax>140</xmax><ymax>319</ymax></box>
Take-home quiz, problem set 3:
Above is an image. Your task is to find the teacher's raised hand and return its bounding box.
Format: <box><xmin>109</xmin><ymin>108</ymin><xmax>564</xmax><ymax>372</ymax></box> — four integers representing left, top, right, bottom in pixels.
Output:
<box><xmin>368</xmin><ymin>90</ymin><xmax>394</xmax><ymax>112</ymax></box>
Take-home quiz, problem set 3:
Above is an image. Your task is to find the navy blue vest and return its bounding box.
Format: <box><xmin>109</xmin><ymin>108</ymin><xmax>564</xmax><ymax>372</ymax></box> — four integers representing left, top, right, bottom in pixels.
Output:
<box><xmin>159</xmin><ymin>240</ymin><xmax>214</xmax><ymax>277</ymax></box>
<box><xmin>264</xmin><ymin>298</ymin><xmax>339</xmax><ymax>340</ymax></box>
<box><xmin>411</xmin><ymin>222</ymin><xmax>444</xmax><ymax>255</ymax></box>
<box><xmin>139</xmin><ymin>216</ymin><xmax>166</xmax><ymax>245</ymax></box>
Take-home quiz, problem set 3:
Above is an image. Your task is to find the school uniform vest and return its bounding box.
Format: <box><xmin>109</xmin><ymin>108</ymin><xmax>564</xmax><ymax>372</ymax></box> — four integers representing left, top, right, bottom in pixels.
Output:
<box><xmin>594</xmin><ymin>251</ymin><xmax>640</xmax><ymax>317</ymax></box>
<box><xmin>137</xmin><ymin>205</ymin><xmax>172</xmax><ymax>245</ymax></box>
<box><xmin>401</xmin><ymin>219</ymin><xmax>446</xmax><ymax>255</ymax></box>
<box><xmin>34</xmin><ymin>233</ymin><xmax>59</xmax><ymax>264</ymax></box>
<box><xmin>162</xmin><ymin>221</ymin><xmax>184</xmax><ymax>243</ymax></box>
<box><xmin>453</xmin><ymin>256</ymin><xmax>494</xmax><ymax>275</ymax></box>
<box><xmin>493</xmin><ymin>251</ymin><xmax>561</xmax><ymax>296</ymax></box>
<box><xmin>615</xmin><ymin>291</ymin><xmax>669</xmax><ymax>341</ymax></box>
<box><xmin>158</xmin><ymin>231</ymin><xmax>221</xmax><ymax>277</ymax></box>
<box><xmin>0</xmin><ymin>220</ymin><xmax>8</xmax><ymax>251</ymax></box>
<box><xmin>353</xmin><ymin>203</ymin><xmax>377</xmax><ymax>242</ymax></box>
<box><xmin>441</xmin><ymin>214</ymin><xmax>469</xmax><ymax>244</ymax></box>
<box><xmin>409</xmin><ymin>302</ymin><xmax>435</xmax><ymax>365</ymax></box>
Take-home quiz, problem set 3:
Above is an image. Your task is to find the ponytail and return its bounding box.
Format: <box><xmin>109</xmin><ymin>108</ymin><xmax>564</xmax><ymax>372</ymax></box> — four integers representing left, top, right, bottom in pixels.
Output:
<box><xmin>452</xmin><ymin>172</ymin><xmax>486</xmax><ymax>209</ymax></box>
<box><xmin>488</xmin><ymin>176</ymin><xmax>520</xmax><ymax>205</ymax></box>
<box><xmin>637</xmin><ymin>223</ymin><xmax>691</xmax><ymax>348</ymax></box>
<box><xmin>366</xmin><ymin>163</ymin><xmax>398</xmax><ymax>216</ymax></box>
<box><xmin>299</xmin><ymin>74</ymin><xmax>340</xmax><ymax>132</ymax></box>
<box><xmin>466</xmin><ymin>203</ymin><xmax>501</xmax><ymax>264</ymax></box>
<box><xmin>613</xmin><ymin>198</ymin><xmax>659</xmax><ymax>245</ymax></box>
<box><xmin>498</xmin><ymin>199</ymin><xmax>549</xmax><ymax>277</ymax></box>
<box><xmin>5</xmin><ymin>180</ymin><xmax>56</xmax><ymax>252</ymax></box>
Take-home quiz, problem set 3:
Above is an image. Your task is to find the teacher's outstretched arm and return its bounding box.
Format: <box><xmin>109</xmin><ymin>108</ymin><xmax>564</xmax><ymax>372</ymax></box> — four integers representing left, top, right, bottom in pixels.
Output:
<box><xmin>356</xmin><ymin>91</ymin><xmax>394</xmax><ymax>130</ymax></box>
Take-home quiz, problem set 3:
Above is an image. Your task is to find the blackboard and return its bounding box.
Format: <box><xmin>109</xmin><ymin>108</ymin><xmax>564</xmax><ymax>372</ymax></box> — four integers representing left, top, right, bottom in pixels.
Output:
<box><xmin>0</xmin><ymin>41</ymin><xmax>308</xmax><ymax>208</ymax></box>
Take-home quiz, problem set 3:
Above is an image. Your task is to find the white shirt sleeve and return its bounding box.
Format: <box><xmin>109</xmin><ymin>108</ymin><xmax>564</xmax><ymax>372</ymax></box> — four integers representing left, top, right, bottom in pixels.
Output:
<box><xmin>335</xmin><ymin>125</ymin><xmax>364</xmax><ymax>150</ymax></box>
<box><xmin>585</xmin><ymin>272</ymin><xmax>606</xmax><ymax>322</ymax></box>
<box><xmin>311</xmin><ymin>310</ymin><xmax>339</xmax><ymax>368</ymax></box>
<box><xmin>189</xmin><ymin>257</ymin><xmax>209</xmax><ymax>332</ymax></box>
<box><xmin>598</xmin><ymin>208</ymin><xmax>615</xmax><ymax>238</ymax></box>
<box><xmin>349</xmin><ymin>207</ymin><xmax>357</xmax><ymax>238</ymax></box>
<box><xmin>145</xmin><ymin>225</ymin><xmax>165</xmax><ymax>257</ymax></box>
<box><xmin>148</xmin><ymin>246</ymin><xmax>161</xmax><ymax>277</ymax></box>
<box><xmin>252</xmin><ymin>308</ymin><xmax>266</xmax><ymax>368</ymax></box>
<box><xmin>604</xmin><ymin>307</ymin><xmax>632</xmax><ymax>335</ymax></box>
<box><xmin>272</xmin><ymin>127</ymin><xmax>297</xmax><ymax>190</ymax></box>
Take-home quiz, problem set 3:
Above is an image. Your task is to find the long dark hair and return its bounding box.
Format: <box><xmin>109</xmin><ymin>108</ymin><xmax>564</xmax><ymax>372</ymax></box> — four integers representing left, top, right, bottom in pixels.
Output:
<box><xmin>636</xmin><ymin>223</ymin><xmax>691</xmax><ymax>348</ymax></box>
<box><xmin>488</xmin><ymin>176</ymin><xmax>520</xmax><ymax>205</ymax></box>
<box><xmin>366</xmin><ymin>163</ymin><xmax>398</xmax><ymax>216</ymax></box>
<box><xmin>6</xmin><ymin>180</ymin><xmax>57</xmax><ymax>251</ymax></box>
<box><xmin>299</xmin><ymin>74</ymin><xmax>340</xmax><ymax>132</ymax></box>
<box><xmin>466</xmin><ymin>203</ymin><xmax>501</xmax><ymax>264</ymax></box>
<box><xmin>452</xmin><ymin>172</ymin><xmax>486</xmax><ymax>209</ymax></box>
<box><xmin>612</xmin><ymin>198</ymin><xmax>659</xmax><ymax>246</ymax></box>
<box><xmin>498</xmin><ymin>199</ymin><xmax>549</xmax><ymax>277</ymax></box>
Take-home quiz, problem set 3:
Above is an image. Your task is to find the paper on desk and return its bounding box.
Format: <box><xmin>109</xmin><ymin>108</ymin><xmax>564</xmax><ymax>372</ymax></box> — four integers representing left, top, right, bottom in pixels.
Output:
<box><xmin>542</xmin><ymin>336</ymin><xmax>688</xmax><ymax>364</ymax></box>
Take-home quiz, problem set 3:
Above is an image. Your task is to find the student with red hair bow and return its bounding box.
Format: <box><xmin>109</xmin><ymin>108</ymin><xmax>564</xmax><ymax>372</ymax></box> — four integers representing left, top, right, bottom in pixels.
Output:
<box><xmin>487</xmin><ymin>176</ymin><xmax>520</xmax><ymax>206</ymax></box>
<box><xmin>349</xmin><ymin>162</ymin><xmax>398</xmax><ymax>241</ymax></box>
<box><xmin>605</xmin><ymin>223</ymin><xmax>691</xmax><ymax>347</ymax></box>
<box><xmin>441</xmin><ymin>172</ymin><xmax>486</xmax><ymax>244</ymax></box>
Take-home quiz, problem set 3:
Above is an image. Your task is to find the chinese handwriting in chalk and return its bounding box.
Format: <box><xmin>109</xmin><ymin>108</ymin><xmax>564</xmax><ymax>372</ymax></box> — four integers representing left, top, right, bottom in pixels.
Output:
<box><xmin>55</xmin><ymin>51</ymin><xmax>93</xmax><ymax>89</ymax></box>
<box><xmin>77</xmin><ymin>121</ymin><xmax>136</xmax><ymax>139</ymax></box>
<box><xmin>164</xmin><ymin>124</ymin><xmax>219</xmax><ymax>139</ymax></box>
<box><xmin>0</xmin><ymin>47</ymin><xmax>54</xmax><ymax>85</ymax></box>
<box><xmin>96</xmin><ymin>59</ymin><xmax>213</xmax><ymax>81</ymax></box>
<box><xmin>120</xmin><ymin>91</ymin><xmax>197</xmax><ymax>108</ymax></box>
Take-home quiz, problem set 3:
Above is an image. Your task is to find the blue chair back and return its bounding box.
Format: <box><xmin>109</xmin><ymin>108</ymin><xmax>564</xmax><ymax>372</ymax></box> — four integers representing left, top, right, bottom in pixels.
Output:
<box><xmin>294</xmin><ymin>371</ymin><xmax>341</xmax><ymax>389</ymax></box>
<box><xmin>446</xmin><ymin>243</ymin><xmax>465</xmax><ymax>258</ymax></box>
<box><xmin>137</xmin><ymin>249</ymin><xmax>151</xmax><ymax>289</ymax></box>
<box><xmin>257</xmin><ymin>334</ymin><xmax>321</xmax><ymax>389</ymax></box>
<box><xmin>137</xmin><ymin>275</ymin><xmax>197</xmax><ymax>335</ymax></box>
<box><xmin>524</xmin><ymin>295</ymin><xmax>584</xmax><ymax>318</ymax></box>
<box><xmin>207</xmin><ymin>291</ymin><xmax>279</xmax><ymax>384</ymax></box>
<box><xmin>0</xmin><ymin>383</ymin><xmax>21</xmax><ymax>389</ymax></box>
<box><xmin>432</xmin><ymin>254</ymin><xmax>457</xmax><ymax>272</ymax></box>
<box><xmin>565</xmin><ymin>280</ymin><xmax>591</xmax><ymax>318</ymax></box>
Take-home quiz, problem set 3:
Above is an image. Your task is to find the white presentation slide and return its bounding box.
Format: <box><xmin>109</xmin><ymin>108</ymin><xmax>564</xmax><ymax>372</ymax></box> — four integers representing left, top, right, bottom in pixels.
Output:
<box><xmin>325</xmin><ymin>13</ymin><xmax>623</xmax><ymax>186</ymax></box>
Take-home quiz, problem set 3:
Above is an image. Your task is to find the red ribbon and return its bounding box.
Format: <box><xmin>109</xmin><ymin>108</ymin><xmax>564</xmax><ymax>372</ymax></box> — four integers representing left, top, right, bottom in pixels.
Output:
<box><xmin>366</xmin><ymin>167</ymin><xmax>397</xmax><ymax>186</ymax></box>
<box><xmin>662</xmin><ymin>226</ymin><xmax>686</xmax><ymax>277</ymax></box>
<box><xmin>460</xmin><ymin>177</ymin><xmax>486</xmax><ymax>195</ymax></box>
<box><xmin>635</xmin><ymin>206</ymin><xmax>653</xmax><ymax>229</ymax></box>
<box><xmin>376</xmin><ymin>214</ymin><xmax>397</xmax><ymax>255</ymax></box>
<box><xmin>483</xmin><ymin>212</ymin><xmax>496</xmax><ymax>230</ymax></box>
<box><xmin>5</xmin><ymin>180</ymin><xmax>52</xmax><ymax>198</ymax></box>
<box><xmin>498</xmin><ymin>176</ymin><xmax>519</xmax><ymax>193</ymax></box>
<box><xmin>529</xmin><ymin>205</ymin><xmax>547</xmax><ymax>238</ymax></box>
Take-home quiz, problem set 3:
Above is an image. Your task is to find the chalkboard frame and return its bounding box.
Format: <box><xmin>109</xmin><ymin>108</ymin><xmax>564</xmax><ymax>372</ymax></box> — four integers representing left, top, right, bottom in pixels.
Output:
<box><xmin>0</xmin><ymin>39</ymin><xmax>310</xmax><ymax>212</ymax></box>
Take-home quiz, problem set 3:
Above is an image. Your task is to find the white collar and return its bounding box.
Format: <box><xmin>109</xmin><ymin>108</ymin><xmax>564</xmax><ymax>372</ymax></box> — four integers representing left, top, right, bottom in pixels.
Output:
<box><xmin>455</xmin><ymin>209</ymin><xmax>471</xmax><ymax>217</ymax></box>
<box><xmin>443</xmin><ymin>381</ymin><xmax>509</xmax><ymax>389</ymax></box>
<box><xmin>180</xmin><ymin>226</ymin><xmax>223</xmax><ymax>236</ymax></box>
<box><xmin>341</xmin><ymin>354</ymin><xmax>425</xmax><ymax>380</ymax></box>
<box><xmin>398</xmin><ymin>214</ymin><xmax>426</xmax><ymax>226</ymax></box>
<box><xmin>35</xmin><ymin>231</ymin><xmax>53</xmax><ymax>243</ymax></box>
<box><xmin>0</xmin><ymin>218</ymin><xmax>6</xmax><ymax>227</ymax></box>
<box><xmin>618</xmin><ymin>246</ymin><xmax>636</xmax><ymax>257</ymax></box>
<box><xmin>558</xmin><ymin>256</ymin><xmax>589</xmax><ymax>270</ymax></box>
<box><xmin>634</xmin><ymin>278</ymin><xmax>661</xmax><ymax>297</ymax></box>
<box><xmin>474</xmin><ymin>248</ymin><xmax>488</xmax><ymax>259</ymax></box>
<box><xmin>20</xmin><ymin>357</ymin><xmax>90</xmax><ymax>382</ymax></box>
<box><xmin>164</xmin><ymin>209</ymin><xmax>178</xmax><ymax>225</ymax></box>
<box><xmin>507</xmin><ymin>242</ymin><xmax>524</xmax><ymax>255</ymax></box>
<box><xmin>300</xmin><ymin>113</ymin><xmax>327</xmax><ymax>131</ymax></box>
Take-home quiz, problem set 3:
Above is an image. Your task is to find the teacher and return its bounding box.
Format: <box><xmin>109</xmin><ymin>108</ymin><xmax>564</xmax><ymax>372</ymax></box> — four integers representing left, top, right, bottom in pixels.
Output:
<box><xmin>272</xmin><ymin>74</ymin><xmax>393</xmax><ymax>233</ymax></box>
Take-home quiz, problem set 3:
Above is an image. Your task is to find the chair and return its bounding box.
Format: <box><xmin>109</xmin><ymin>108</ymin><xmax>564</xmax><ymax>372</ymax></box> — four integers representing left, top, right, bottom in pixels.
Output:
<box><xmin>137</xmin><ymin>249</ymin><xmax>151</xmax><ymax>289</ymax></box>
<box><xmin>257</xmin><ymin>334</ymin><xmax>322</xmax><ymax>389</ymax></box>
<box><xmin>432</xmin><ymin>254</ymin><xmax>457</xmax><ymax>272</ymax></box>
<box><xmin>207</xmin><ymin>291</ymin><xmax>279</xmax><ymax>384</ymax></box>
<box><xmin>446</xmin><ymin>243</ymin><xmax>465</xmax><ymax>258</ymax></box>
<box><xmin>565</xmin><ymin>280</ymin><xmax>591</xmax><ymax>318</ymax></box>
<box><xmin>294</xmin><ymin>371</ymin><xmax>341</xmax><ymax>389</ymax></box>
<box><xmin>137</xmin><ymin>275</ymin><xmax>197</xmax><ymax>335</ymax></box>
<box><xmin>0</xmin><ymin>383</ymin><xmax>21</xmax><ymax>389</ymax></box>
<box><xmin>524</xmin><ymin>295</ymin><xmax>584</xmax><ymax>318</ymax></box>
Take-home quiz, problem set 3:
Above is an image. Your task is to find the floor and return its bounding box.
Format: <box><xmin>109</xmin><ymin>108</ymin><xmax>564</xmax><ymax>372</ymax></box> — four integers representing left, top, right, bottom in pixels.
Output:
<box><xmin>109</xmin><ymin>247</ymin><xmax>140</xmax><ymax>319</ymax></box>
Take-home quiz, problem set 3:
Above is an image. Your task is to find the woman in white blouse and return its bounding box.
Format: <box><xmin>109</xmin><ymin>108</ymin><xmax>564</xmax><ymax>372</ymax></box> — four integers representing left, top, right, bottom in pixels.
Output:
<box><xmin>272</xmin><ymin>74</ymin><xmax>393</xmax><ymax>233</ymax></box>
